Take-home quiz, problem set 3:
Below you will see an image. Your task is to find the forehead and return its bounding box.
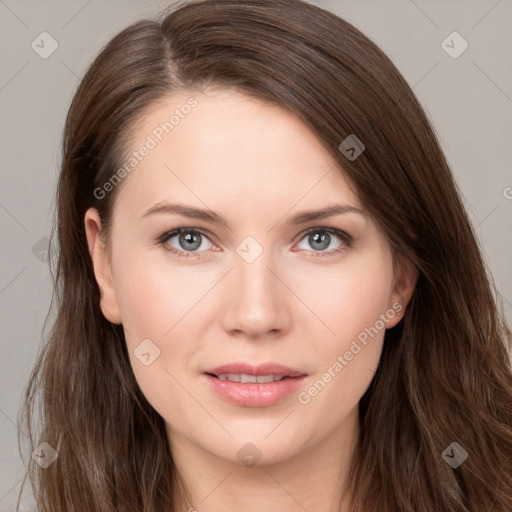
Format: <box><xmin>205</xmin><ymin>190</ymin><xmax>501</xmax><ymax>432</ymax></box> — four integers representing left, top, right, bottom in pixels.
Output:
<box><xmin>114</xmin><ymin>88</ymin><xmax>362</xmax><ymax>217</ymax></box>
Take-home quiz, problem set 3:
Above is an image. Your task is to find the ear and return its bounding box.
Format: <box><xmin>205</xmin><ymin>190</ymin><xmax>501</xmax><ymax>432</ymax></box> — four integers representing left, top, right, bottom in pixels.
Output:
<box><xmin>84</xmin><ymin>207</ymin><xmax>122</xmax><ymax>324</ymax></box>
<box><xmin>385</xmin><ymin>254</ymin><xmax>418</xmax><ymax>329</ymax></box>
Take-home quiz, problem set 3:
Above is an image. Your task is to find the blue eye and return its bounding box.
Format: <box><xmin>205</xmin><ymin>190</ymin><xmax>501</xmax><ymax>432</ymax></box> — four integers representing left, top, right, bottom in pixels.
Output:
<box><xmin>158</xmin><ymin>228</ymin><xmax>215</xmax><ymax>258</ymax></box>
<box><xmin>157</xmin><ymin>227</ymin><xmax>352</xmax><ymax>259</ymax></box>
<box><xmin>295</xmin><ymin>227</ymin><xmax>351</xmax><ymax>256</ymax></box>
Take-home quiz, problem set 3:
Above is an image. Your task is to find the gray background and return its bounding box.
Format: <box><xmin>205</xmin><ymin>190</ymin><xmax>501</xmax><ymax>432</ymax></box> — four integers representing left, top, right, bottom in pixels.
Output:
<box><xmin>1</xmin><ymin>0</ymin><xmax>511</xmax><ymax>509</ymax></box>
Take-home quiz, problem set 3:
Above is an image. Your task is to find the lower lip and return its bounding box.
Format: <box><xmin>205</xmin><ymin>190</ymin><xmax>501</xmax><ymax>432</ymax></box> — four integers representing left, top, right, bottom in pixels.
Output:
<box><xmin>202</xmin><ymin>373</ymin><xmax>307</xmax><ymax>407</ymax></box>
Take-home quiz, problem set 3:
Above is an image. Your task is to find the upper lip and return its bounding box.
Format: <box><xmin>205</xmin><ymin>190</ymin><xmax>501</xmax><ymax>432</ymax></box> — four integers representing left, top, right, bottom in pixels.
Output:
<box><xmin>204</xmin><ymin>362</ymin><xmax>306</xmax><ymax>378</ymax></box>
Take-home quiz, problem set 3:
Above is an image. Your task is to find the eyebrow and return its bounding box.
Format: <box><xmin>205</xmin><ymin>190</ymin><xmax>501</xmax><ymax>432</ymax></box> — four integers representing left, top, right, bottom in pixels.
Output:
<box><xmin>141</xmin><ymin>202</ymin><xmax>366</xmax><ymax>227</ymax></box>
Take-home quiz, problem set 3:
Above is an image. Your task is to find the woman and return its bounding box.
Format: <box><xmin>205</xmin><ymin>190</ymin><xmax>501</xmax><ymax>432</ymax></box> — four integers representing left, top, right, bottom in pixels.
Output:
<box><xmin>17</xmin><ymin>0</ymin><xmax>512</xmax><ymax>510</ymax></box>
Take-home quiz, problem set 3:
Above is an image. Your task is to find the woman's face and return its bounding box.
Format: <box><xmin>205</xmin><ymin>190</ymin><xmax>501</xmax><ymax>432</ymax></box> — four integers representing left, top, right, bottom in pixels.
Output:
<box><xmin>85</xmin><ymin>88</ymin><xmax>415</xmax><ymax>466</ymax></box>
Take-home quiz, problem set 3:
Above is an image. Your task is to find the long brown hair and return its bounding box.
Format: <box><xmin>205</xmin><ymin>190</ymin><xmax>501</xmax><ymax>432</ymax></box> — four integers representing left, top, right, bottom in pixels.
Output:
<box><xmin>17</xmin><ymin>0</ymin><xmax>512</xmax><ymax>510</ymax></box>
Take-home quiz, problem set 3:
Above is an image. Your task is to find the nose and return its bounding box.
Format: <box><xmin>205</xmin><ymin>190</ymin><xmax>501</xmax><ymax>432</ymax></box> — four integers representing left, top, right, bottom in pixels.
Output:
<box><xmin>220</xmin><ymin>244</ymin><xmax>292</xmax><ymax>340</ymax></box>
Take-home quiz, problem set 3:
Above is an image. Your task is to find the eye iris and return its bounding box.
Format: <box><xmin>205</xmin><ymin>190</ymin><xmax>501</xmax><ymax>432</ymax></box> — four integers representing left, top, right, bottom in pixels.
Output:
<box><xmin>310</xmin><ymin>232</ymin><xmax>330</xmax><ymax>251</ymax></box>
<box><xmin>179</xmin><ymin>231</ymin><xmax>201</xmax><ymax>251</ymax></box>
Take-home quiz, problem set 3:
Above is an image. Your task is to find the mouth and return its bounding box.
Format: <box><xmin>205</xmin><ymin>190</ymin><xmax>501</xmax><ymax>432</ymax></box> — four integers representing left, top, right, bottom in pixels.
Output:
<box><xmin>205</xmin><ymin>372</ymin><xmax>298</xmax><ymax>383</ymax></box>
<box><xmin>202</xmin><ymin>363</ymin><xmax>308</xmax><ymax>407</ymax></box>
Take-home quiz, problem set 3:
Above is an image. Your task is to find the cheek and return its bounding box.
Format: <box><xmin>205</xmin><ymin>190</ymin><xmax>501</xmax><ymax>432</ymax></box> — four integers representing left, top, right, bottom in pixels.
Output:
<box><xmin>288</xmin><ymin>247</ymin><xmax>394</xmax><ymax>353</ymax></box>
<box><xmin>113</xmin><ymin>244</ymin><xmax>206</xmax><ymax>334</ymax></box>
<box><xmin>112</xmin><ymin>251</ymin><xmax>207</xmax><ymax>407</ymax></box>
<box><xmin>112</xmin><ymin>247</ymin><xmax>222</xmax><ymax>378</ymax></box>
<box><xmin>290</xmin><ymin>251</ymin><xmax>393</xmax><ymax>417</ymax></box>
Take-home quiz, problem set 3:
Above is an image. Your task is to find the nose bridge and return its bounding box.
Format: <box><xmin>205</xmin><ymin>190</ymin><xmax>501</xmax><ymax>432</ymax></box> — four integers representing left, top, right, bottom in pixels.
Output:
<box><xmin>222</xmin><ymin>234</ymin><xmax>287</xmax><ymax>335</ymax></box>
<box><xmin>236</xmin><ymin>246</ymin><xmax>273</xmax><ymax>295</ymax></box>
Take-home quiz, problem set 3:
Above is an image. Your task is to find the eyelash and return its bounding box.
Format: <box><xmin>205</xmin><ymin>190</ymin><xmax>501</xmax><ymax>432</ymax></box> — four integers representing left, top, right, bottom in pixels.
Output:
<box><xmin>157</xmin><ymin>227</ymin><xmax>352</xmax><ymax>259</ymax></box>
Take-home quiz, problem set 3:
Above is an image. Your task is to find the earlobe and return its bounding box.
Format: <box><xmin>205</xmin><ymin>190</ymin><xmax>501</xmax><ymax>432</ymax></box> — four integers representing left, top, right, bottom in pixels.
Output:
<box><xmin>84</xmin><ymin>208</ymin><xmax>122</xmax><ymax>324</ymax></box>
<box><xmin>386</xmin><ymin>256</ymin><xmax>419</xmax><ymax>329</ymax></box>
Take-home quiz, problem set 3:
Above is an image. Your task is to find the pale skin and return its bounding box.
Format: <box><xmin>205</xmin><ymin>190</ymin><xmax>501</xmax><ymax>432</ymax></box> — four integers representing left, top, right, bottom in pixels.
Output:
<box><xmin>85</xmin><ymin>88</ymin><xmax>418</xmax><ymax>511</ymax></box>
